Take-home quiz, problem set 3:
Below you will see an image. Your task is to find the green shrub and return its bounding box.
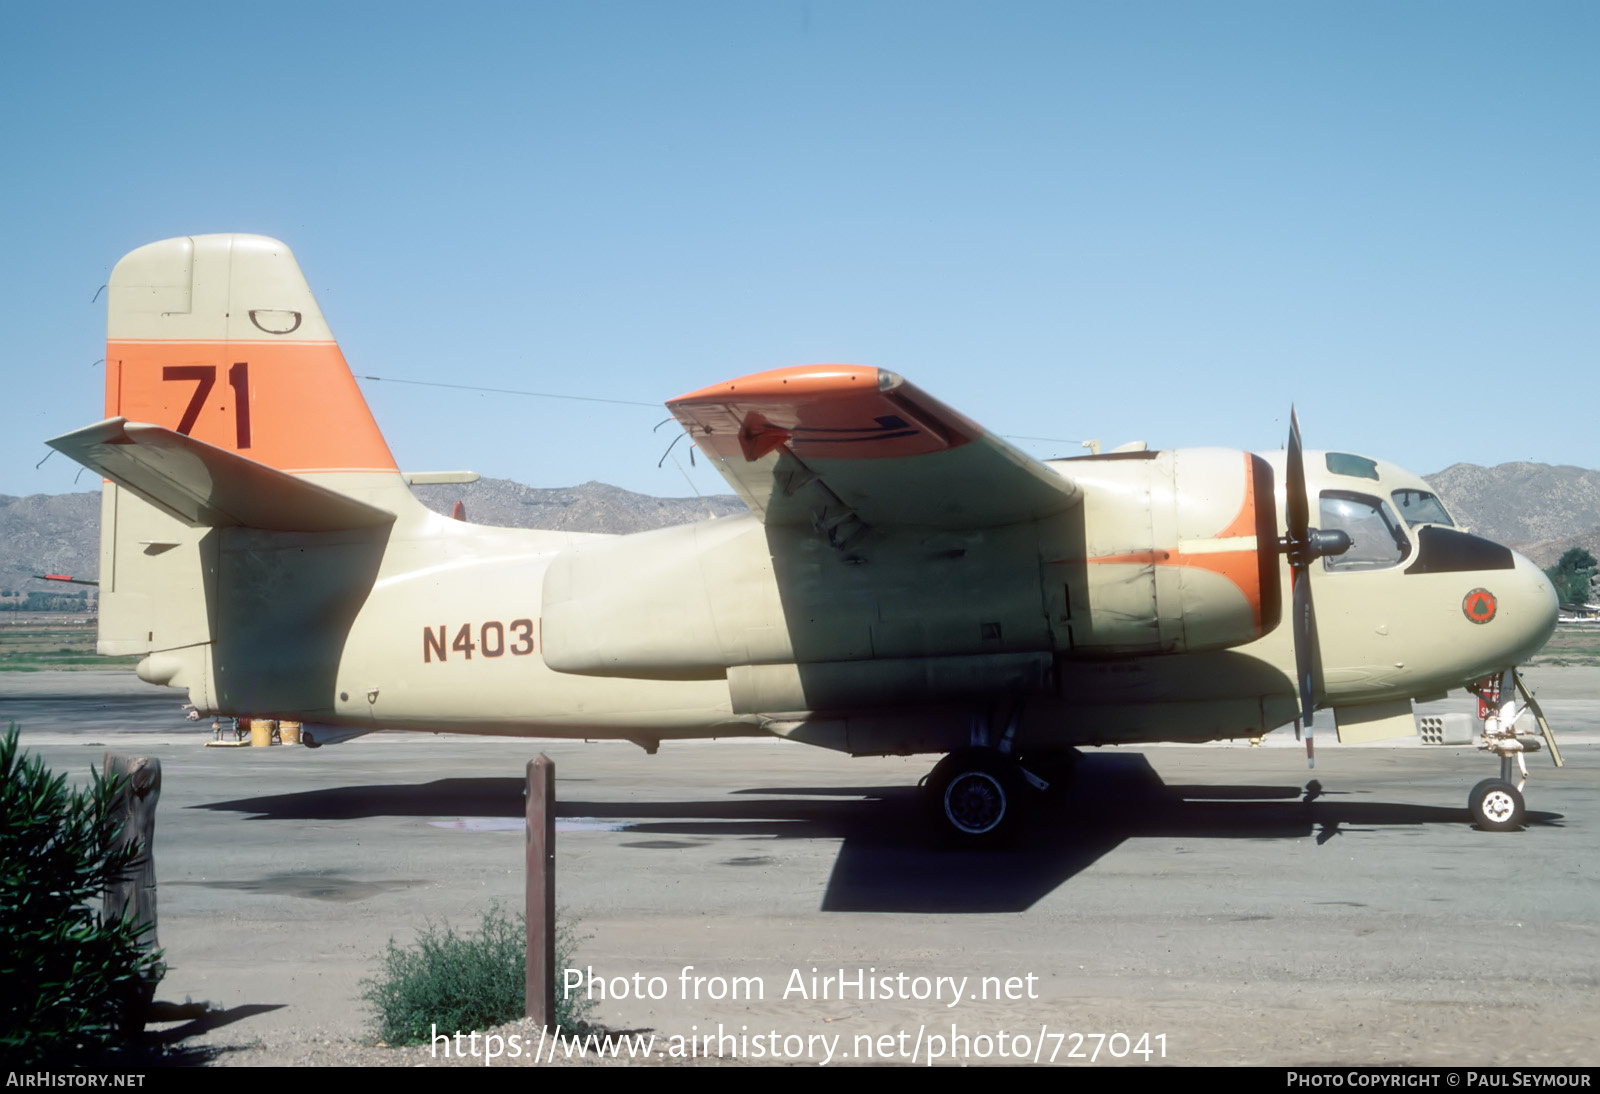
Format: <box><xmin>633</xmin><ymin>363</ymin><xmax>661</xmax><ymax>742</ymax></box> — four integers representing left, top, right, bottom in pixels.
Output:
<box><xmin>362</xmin><ymin>903</ymin><xmax>593</xmax><ymax>1045</ymax></box>
<box><xmin>0</xmin><ymin>724</ymin><xmax>165</xmax><ymax>1065</ymax></box>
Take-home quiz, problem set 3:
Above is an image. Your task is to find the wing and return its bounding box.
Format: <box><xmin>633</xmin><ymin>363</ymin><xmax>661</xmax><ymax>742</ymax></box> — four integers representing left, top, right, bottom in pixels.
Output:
<box><xmin>667</xmin><ymin>365</ymin><xmax>1079</xmax><ymax>540</ymax></box>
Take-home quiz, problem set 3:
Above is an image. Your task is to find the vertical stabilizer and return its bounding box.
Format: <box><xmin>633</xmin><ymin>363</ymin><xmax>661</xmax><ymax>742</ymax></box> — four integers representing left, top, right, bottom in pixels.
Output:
<box><xmin>95</xmin><ymin>236</ymin><xmax>408</xmax><ymax>704</ymax></box>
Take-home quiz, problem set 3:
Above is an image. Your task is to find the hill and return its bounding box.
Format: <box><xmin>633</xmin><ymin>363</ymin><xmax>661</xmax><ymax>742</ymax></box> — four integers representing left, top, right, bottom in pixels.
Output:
<box><xmin>1423</xmin><ymin>463</ymin><xmax>1600</xmax><ymax>568</ymax></box>
<box><xmin>408</xmin><ymin>478</ymin><xmax>744</xmax><ymax>533</ymax></box>
<box><xmin>0</xmin><ymin>492</ymin><xmax>101</xmax><ymax>605</ymax></box>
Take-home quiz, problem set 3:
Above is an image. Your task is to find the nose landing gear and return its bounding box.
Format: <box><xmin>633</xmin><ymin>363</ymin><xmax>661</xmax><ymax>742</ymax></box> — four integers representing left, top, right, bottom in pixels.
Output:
<box><xmin>1467</xmin><ymin>669</ymin><xmax>1563</xmax><ymax>832</ymax></box>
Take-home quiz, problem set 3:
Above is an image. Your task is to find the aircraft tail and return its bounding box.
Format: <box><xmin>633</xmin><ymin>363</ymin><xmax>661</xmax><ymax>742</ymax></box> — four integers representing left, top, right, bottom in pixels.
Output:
<box><xmin>51</xmin><ymin>235</ymin><xmax>417</xmax><ymax>706</ymax></box>
<box><xmin>102</xmin><ymin>234</ymin><xmax>397</xmax><ymax>480</ymax></box>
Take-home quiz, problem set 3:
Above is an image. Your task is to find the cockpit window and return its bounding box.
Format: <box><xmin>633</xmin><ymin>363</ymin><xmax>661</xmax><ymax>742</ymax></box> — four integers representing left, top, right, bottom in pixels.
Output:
<box><xmin>1390</xmin><ymin>489</ymin><xmax>1455</xmax><ymax>528</ymax></box>
<box><xmin>1325</xmin><ymin>453</ymin><xmax>1379</xmax><ymax>481</ymax></box>
<box><xmin>1319</xmin><ymin>491</ymin><xmax>1411</xmax><ymax>572</ymax></box>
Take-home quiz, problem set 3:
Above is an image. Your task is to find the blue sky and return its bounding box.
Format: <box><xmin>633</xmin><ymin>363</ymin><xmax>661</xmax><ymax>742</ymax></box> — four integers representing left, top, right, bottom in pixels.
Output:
<box><xmin>4</xmin><ymin>1</ymin><xmax>1595</xmax><ymax>501</ymax></box>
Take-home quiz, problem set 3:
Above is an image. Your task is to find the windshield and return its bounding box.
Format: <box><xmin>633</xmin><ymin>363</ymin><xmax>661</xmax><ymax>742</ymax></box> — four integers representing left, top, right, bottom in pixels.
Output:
<box><xmin>1390</xmin><ymin>489</ymin><xmax>1455</xmax><ymax>528</ymax></box>
<box><xmin>1320</xmin><ymin>492</ymin><xmax>1411</xmax><ymax>572</ymax></box>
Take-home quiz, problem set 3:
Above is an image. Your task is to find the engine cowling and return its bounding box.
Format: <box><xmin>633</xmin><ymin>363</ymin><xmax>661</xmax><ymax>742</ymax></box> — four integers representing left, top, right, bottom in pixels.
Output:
<box><xmin>1044</xmin><ymin>448</ymin><xmax>1281</xmax><ymax>657</ymax></box>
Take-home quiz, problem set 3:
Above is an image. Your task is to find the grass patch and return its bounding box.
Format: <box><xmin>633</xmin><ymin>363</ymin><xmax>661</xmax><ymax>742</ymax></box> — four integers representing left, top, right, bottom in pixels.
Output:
<box><xmin>362</xmin><ymin>904</ymin><xmax>594</xmax><ymax>1045</ymax></box>
<box><xmin>1528</xmin><ymin>625</ymin><xmax>1600</xmax><ymax>667</ymax></box>
<box><xmin>0</xmin><ymin>622</ymin><xmax>141</xmax><ymax>671</ymax></box>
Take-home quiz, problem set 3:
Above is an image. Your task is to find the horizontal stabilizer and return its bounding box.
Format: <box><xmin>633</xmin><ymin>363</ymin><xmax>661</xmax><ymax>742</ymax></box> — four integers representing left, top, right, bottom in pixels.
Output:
<box><xmin>47</xmin><ymin>418</ymin><xmax>395</xmax><ymax>532</ymax></box>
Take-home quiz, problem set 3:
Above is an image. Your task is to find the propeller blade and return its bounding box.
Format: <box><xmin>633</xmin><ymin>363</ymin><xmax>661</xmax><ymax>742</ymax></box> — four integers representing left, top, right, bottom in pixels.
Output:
<box><xmin>1283</xmin><ymin>405</ymin><xmax>1325</xmax><ymax>768</ymax></box>
<box><xmin>1286</xmin><ymin>406</ymin><xmax>1308</xmax><ymax>545</ymax></box>
<box><xmin>1293</xmin><ymin>559</ymin><xmax>1317</xmax><ymax>767</ymax></box>
<box><xmin>1293</xmin><ymin>563</ymin><xmax>1314</xmax><ymax>722</ymax></box>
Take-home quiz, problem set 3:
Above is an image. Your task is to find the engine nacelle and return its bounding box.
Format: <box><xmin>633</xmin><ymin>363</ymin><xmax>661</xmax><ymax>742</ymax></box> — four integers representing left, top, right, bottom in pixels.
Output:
<box><xmin>1045</xmin><ymin>448</ymin><xmax>1281</xmax><ymax>657</ymax></box>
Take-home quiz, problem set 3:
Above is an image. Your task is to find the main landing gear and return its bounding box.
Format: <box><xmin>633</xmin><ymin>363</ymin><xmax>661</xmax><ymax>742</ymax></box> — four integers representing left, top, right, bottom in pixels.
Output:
<box><xmin>921</xmin><ymin>710</ymin><xmax>1079</xmax><ymax>843</ymax></box>
<box><xmin>1466</xmin><ymin>669</ymin><xmax>1564</xmax><ymax>833</ymax></box>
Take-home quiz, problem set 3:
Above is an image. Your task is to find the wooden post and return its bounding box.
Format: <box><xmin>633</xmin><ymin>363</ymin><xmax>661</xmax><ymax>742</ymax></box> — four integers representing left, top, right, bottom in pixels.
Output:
<box><xmin>103</xmin><ymin>753</ymin><xmax>161</xmax><ymax>1033</ymax></box>
<box><xmin>525</xmin><ymin>754</ymin><xmax>555</xmax><ymax>1026</ymax></box>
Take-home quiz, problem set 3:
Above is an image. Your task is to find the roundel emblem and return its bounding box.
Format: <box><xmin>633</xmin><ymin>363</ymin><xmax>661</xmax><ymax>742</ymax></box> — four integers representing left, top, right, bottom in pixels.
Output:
<box><xmin>1463</xmin><ymin>588</ymin><xmax>1497</xmax><ymax>624</ymax></box>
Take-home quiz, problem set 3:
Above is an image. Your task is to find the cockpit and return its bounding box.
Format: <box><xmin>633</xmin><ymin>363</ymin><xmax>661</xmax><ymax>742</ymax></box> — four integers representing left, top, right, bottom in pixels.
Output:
<box><xmin>1312</xmin><ymin>451</ymin><xmax>1511</xmax><ymax>578</ymax></box>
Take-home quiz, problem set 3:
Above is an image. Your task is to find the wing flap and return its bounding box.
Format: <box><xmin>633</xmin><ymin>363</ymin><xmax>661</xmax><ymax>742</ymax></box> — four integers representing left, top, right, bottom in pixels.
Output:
<box><xmin>47</xmin><ymin>418</ymin><xmax>395</xmax><ymax>532</ymax></box>
<box><xmin>668</xmin><ymin>365</ymin><xmax>1079</xmax><ymax>530</ymax></box>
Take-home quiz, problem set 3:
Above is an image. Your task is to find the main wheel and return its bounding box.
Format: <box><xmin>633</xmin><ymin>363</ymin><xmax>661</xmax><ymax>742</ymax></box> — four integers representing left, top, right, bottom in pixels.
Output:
<box><xmin>925</xmin><ymin>748</ymin><xmax>1022</xmax><ymax>844</ymax></box>
<box><xmin>1469</xmin><ymin>778</ymin><xmax>1525</xmax><ymax>831</ymax></box>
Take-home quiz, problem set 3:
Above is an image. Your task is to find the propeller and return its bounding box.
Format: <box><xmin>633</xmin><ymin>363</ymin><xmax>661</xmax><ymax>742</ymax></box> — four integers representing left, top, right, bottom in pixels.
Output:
<box><xmin>1280</xmin><ymin>408</ymin><xmax>1352</xmax><ymax>768</ymax></box>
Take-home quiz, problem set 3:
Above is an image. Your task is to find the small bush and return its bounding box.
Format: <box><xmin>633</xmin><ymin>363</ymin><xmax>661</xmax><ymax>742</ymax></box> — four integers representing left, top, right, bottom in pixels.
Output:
<box><xmin>0</xmin><ymin>724</ymin><xmax>165</xmax><ymax>1065</ymax></box>
<box><xmin>362</xmin><ymin>904</ymin><xmax>593</xmax><ymax>1044</ymax></box>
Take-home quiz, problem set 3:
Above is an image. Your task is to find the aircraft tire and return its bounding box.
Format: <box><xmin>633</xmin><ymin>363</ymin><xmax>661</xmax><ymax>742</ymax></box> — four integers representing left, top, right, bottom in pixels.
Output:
<box><xmin>926</xmin><ymin>748</ymin><xmax>1022</xmax><ymax>845</ymax></box>
<box><xmin>1468</xmin><ymin>778</ymin><xmax>1525</xmax><ymax>832</ymax></box>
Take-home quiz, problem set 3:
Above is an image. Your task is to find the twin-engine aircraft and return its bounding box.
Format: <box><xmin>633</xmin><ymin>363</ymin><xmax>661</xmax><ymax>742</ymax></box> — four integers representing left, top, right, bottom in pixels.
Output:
<box><xmin>49</xmin><ymin>235</ymin><xmax>1560</xmax><ymax>841</ymax></box>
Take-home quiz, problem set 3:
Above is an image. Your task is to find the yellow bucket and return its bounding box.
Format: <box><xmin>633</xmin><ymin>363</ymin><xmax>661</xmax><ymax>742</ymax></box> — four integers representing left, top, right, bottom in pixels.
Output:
<box><xmin>249</xmin><ymin>718</ymin><xmax>276</xmax><ymax>747</ymax></box>
<box><xmin>278</xmin><ymin>721</ymin><xmax>303</xmax><ymax>745</ymax></box>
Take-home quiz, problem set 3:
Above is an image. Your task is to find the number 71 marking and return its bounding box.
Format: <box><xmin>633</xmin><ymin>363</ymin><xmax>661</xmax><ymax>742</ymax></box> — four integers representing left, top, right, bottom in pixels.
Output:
<box><xmin>162</xmin><ymin>361</ymin><xmax>251</xmax><ymax>448</ymax></box>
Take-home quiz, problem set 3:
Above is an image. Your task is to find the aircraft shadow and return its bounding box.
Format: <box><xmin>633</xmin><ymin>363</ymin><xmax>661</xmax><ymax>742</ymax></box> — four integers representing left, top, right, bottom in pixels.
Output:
<box><xmin>146</xmin><ymin>1001</ymin><xmax>286</xmax><ymax>1046</ymax></box>
<box><xmin>197</xmin><ymin>777</ymin><xmax>530</xmax><ymax>820</ymax></box>
<box><xmin>197</xmin><ymin>752</ymin><xmax>1560</xmax><ymax>913</ymax></box>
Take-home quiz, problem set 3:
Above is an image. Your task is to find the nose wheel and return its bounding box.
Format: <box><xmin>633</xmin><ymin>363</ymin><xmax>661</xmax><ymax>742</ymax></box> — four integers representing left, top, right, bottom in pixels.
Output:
<box><xmin>1468</xmin><ymin>778</ymin><xmax>1525</xmax><ymax>832</ymax></box>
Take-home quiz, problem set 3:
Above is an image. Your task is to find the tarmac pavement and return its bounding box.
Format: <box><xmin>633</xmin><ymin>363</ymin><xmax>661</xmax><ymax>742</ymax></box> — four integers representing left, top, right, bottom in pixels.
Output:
<box><xmin>5</xmin><ymin>669</ymin><xmax>1598</xmax><ymax>1067</ymax></box>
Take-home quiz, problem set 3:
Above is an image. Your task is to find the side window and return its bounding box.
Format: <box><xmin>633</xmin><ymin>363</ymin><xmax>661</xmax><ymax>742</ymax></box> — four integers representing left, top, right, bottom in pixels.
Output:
<box><xmin>1325</xmin><ymin>452</ymin><xmax>1379</xmax><ymax>480</ymax></box>
<box><xmin>1320</xmin><ymin>492</ymin><xmax>1411</xmax><ymax>572</ymax></box>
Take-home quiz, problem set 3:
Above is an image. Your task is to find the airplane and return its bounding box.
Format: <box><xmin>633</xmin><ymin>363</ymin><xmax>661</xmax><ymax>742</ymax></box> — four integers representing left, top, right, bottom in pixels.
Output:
<box><xmin>46</xmin><ymin>234</ymin><xmax>1562</xmax><ymax>842</ymax></box>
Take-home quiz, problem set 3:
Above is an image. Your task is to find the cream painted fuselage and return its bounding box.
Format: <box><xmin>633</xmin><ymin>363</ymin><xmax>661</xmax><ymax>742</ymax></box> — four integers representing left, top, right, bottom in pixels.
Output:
<box><xmin>134</xmin><ymin>449</ymin><xmax>1553</xmax><ymax>757</ymax></box>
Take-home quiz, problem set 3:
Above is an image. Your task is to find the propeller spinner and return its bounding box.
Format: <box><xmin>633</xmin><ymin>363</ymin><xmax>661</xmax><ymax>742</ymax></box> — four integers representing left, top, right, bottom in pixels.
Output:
<box><xmin>1281</xmin><ymin>409</ymin><xmax>1352</xmax><ymax>768</ymax></box>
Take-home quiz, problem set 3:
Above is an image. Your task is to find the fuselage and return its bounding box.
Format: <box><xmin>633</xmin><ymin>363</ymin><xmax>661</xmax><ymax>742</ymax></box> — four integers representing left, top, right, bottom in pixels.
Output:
<box><xmin>168</xmin><ymin>446</ymin><xmax>1555</xmax><ymax>755</ymax></box>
